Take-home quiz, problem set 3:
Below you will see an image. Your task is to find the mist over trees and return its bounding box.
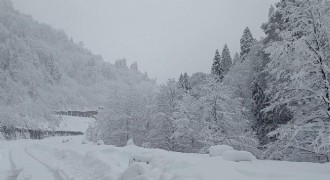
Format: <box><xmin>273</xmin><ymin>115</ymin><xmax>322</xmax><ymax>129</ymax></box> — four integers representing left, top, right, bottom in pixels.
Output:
<box><xmin>1</xmin><ymin>0</ymin><xmax>330</xmax><ymax>163</ymax></box>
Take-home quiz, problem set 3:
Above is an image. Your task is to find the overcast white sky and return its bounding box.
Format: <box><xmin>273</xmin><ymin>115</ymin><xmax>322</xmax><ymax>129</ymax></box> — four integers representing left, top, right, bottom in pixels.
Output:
<box><xmin>12</xmin><ymin>0</ymin><xmax>277</xmax><ymax>83</ymax></box>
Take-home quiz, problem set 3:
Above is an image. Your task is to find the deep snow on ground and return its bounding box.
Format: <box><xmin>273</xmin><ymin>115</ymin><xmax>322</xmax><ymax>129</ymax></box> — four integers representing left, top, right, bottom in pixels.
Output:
<box><xmin>1</xmin><ymin>136</ymin><xmax>330</xmax><ymax>180</ymax></box>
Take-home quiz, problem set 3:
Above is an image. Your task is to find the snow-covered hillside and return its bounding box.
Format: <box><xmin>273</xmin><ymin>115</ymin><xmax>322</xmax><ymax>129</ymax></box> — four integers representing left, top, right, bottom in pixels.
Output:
<box><xmin>1</xmin><ymin>136</ymin><xmax>329</xmax><ymax>180</ymax></box>
<box><xmin>0</xmin><ymin>0</ymin><xmax>155</xmax><ymax>129</ymax></box>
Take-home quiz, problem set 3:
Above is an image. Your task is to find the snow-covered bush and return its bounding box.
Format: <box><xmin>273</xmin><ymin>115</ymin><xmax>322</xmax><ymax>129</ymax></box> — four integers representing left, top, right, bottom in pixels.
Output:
<box><xmin>97</xmin><ymin>140</ymin><xmax>104</xmax><ymax>146</ymax></box>
<box><xmin>209</xmin><ymin>145</ymin><xmax>234</xmax><ymax>157</ymax></box>
<box><xmin>127</xmin><ymin>138</ymin><xmax>135</xmax><ymax>146</ymax></box>
<box><xmin>223</xmin><ymin>150</ymin><xmax>256</xmax><ymax>162</ymax></box>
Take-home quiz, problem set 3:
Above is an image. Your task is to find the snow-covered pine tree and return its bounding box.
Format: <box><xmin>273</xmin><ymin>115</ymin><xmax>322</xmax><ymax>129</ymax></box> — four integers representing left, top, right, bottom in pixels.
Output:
<box><xmin>178</xmin><ymin>73</ymin><xmax>184</xmax><ymax>89</ymax></box>
<box><xmin>233</xmin><ymin>52</ymin><xmax>240</xmax><ymax>65</ymax></box>
<box><xmin>261</xmin><ymin>2</ymin><xmax>286</xmax><ymax>44</ymax></box>
<box><xmin>183</xmin><ymin>72</ymin><xmax>191</xmax><ymax>91</ymax></box>
<box><xmin>211</xmin><ymin>49</ymin><xmax>223</xmax><ymax>81</ymax></box>
<box><xmin>240</xmin><ymin>27</ymin><xmax>256</xmax><ymax>61</ymax></box>
<box><xmin>221</xmin><ymin>44</ymin><xmax>232</xmax><ymax>74</ymax></box>
<box><xmin>130</xmin><ymin>61</ymin><xmax>138</xmax><ymax>72</ymax></box>
<box><xmin>268</xmin><ymin>4</ymin><xmax>275</xmax><ymax>19</ymax></box>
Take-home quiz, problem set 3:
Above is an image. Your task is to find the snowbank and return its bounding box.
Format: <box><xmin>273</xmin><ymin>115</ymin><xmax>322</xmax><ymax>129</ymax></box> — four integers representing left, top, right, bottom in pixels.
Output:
<box><xmin>119</xmin><ymin>162</ymin><xmax>151</xmax><ymax>180</ymax></box>
<box><xmin>209</xmin><ymin>145</ymin><xmax>234</xmax><ymax>157</ymax></box>
<box><xmin>222</xmin><ymin>150</ymin><xmax>256</xmax><ymax>162</ymax></box>
<box><xmin>2</xmin><ymin>136</ymin><xmax>330</xmax><ymax>180</ymax></box>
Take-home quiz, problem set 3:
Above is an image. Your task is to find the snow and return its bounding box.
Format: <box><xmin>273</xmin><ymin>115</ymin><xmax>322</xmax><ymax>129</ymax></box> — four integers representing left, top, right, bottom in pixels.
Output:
<box><xmin>223</xmin><ymin>150</ymin><xmax>257</xmax><ymax>162</ymax></box>
<box><xmin>129</xmin><ymin>154</ymin><xmax>153</xmax><ymax>165</ymax></box>
<box><xmin>119</xmin><ymin>162</ymin><xmax>151</xmax><ymax>180</ymax></box>
<box><xmin>57</xmin><ymin>115</ymin><xmax>95</xmax><ymax>133</ymax></box>
<box><xmin>1</xmin><ymin>135</ymin><xmax>330</xmax><ymax>180</ymax></box>
<box><xmin>209</xmin><ymin>145</ymin><xmax>234</xmax><ymax>157</ymax></box>
<box><xmin>97</xmin><ymin>140</ymin><xmax>104</xmax><ymax>146</ymax></box>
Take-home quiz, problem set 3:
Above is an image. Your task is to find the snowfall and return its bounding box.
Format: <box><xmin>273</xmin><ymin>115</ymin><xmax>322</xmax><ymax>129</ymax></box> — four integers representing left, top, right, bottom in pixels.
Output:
<box><xmin>1</xmin><ymin>116</ymin><xmax>330</xmax><ymax>180</ymax></box>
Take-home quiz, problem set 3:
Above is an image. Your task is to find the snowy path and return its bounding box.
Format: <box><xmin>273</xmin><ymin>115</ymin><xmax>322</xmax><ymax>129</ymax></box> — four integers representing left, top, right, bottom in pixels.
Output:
<box><xmin>2</xmin><ymin>143</ymin><xmax>69</xmax><ymax>180</ymax></box>
<box><xmin>1</xmin><ymin>136</ymin><xmax>330</xmax><ymax>180</ymax></box>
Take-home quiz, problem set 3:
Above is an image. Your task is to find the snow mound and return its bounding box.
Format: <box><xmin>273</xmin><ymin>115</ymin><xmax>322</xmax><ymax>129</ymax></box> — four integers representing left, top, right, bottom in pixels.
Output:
<box><xmin>129</xmin><ymin>155</ymin><xmax>153</xmax><ymax>165</ymax></box>
<box><xmin>127</xmin><ymin>138</ymin><xmax>135</xmax><ymax>146</ymax></box>
<box><xmin>97</xmin><ymin>140</ymin><xmax>104</xmax><ymax>145</ymax></box>
<box><xmin>222</xmin><ymin>150</ymin><xmax>256</xmax><ymax>162</ymax></box>
<box><xmin>119</xmin><ymin>162</ymin><xmax>151</xmax><ymax>180</ymax></box>
<box><xmin>209</xmin><ymin>145</ymin><xmax>234</xmax><ymax>157</ymax></box>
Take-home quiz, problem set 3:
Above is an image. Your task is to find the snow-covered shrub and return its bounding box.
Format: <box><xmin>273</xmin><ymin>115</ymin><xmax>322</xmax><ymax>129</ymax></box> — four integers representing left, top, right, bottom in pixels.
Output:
<box><xmin>97</xmin><ymin>140</ymin><xmax>104</xmax><ymax>146</ymax></box>
<box><xmin>209</xmin><ymin>145</ymin><xmax>234</xmax><ymax>157</ymax></box>
<box><xmin>127</xmin><ymin>138</ymin><xmax>135</xmax><ymax>146</ymax></box>
<box><xmin>223</xmin><ymin>150</ymin><xmax>256</xmax><ymax>162</ymax></box>
<box><xmin>221</xmin><ymin>136</ymin><xmax>262</xmax><ymax>159</ymax></box>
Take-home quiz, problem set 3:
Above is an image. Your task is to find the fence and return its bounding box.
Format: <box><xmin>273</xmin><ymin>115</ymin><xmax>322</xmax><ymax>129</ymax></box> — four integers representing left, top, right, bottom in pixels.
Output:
<box><xmin>0</xmin><ymin>126</ymin><xmax>83</xmax><ymax>140</ymax></box>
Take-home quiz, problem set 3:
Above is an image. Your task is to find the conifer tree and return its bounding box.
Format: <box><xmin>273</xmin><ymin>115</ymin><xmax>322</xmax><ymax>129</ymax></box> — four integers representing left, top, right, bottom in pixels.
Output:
<box><xmin>268</xmin><ymin>4</ymin><xmax>275</xmax><ymax>18</ymax></box>
<box><xmin>178</xmin><ymin>73</ymin><xmax>184</xmax><ymax>89</ymax></box>
<box><xmin>240</xmin><ymin>27</ymin><xmax>256</xmax><ymax>61</ymax></box>
<box><xmin>221</xmin><ymin>44</ymin><xmax>232</xmax><ymax>74</ymax></box>
<box><xmin>233</xmin><ymin>52</ymin><xmax>240</xmax><ymax>65</ymax></box>
<box><xmin>211</xmin><ymin>49</ymin><xmax>223</xmax><ymax>81</ymax></box>
<box><xmin>183</xmin><ymin>72</ymin><xmax>191</xmax><ymax>91</ymax></box>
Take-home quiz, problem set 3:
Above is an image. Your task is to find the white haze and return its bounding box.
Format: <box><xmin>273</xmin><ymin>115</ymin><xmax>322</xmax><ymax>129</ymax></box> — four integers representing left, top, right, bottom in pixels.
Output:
<box><xmin>12</xmin><ymin>0</ymin><xmax>276</xmax><ymax>82</ymax></box>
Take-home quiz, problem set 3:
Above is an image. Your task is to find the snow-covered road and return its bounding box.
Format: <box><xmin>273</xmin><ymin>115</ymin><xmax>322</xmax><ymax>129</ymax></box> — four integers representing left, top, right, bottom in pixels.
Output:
<box><xmin>1</xmin><ymin>140</ymin><xmax>71</xmax><ymax>180</ymax></box>
<box><xmin>1</xmin><ymin>136</ymin><xmax>330</xmax><ymax>180</ymax></box>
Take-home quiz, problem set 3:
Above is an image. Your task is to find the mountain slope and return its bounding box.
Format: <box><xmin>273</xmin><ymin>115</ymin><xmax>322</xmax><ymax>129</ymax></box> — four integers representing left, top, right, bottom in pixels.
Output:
<box><xmin>0</xmin><ymin>0</ymin><xmax>155</xmax><ymax>129</ymax></box>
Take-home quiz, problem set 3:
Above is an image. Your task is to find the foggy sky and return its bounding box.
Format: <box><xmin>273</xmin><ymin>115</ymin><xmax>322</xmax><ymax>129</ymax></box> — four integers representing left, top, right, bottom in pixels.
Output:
<box><xmin>12</xmin><ymin>0</ymin><xmax>277</xmax><ymax>83</ymax></box>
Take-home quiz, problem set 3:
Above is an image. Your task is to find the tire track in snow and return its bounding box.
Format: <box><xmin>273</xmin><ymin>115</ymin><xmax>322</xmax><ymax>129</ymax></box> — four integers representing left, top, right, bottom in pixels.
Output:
<box><xmin>6</xmin><ymin>149</ymin><xmax>23</xmax><ymax>180</ymax></box>
<box><xmin>24</xmin><ymin>147</ymin><xmax>70</xmax><ymax>180</ymax></box>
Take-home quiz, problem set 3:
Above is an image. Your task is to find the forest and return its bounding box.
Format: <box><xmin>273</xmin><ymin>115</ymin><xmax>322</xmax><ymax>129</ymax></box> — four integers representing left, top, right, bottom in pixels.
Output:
<box><xmin>1</xmin><ymin>0</ymin><xmax>330</xmax><ymax>164</ymax></box>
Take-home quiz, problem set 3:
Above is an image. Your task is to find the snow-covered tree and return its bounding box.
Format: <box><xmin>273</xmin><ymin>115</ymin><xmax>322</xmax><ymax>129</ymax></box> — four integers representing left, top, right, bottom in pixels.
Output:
<box><xmin>221</xmin><ymin>44</ymin><xmax>232</xmax><ymax>74</ymax></box>
<box><xmin>264</xmin><ymin>0</ymin><xmax>330</xmax><ymax>162</ymax></box>
<box><xmin>130</xmin><ymin>61</ymin><xmax>138</xmax><ymax>72</ymax></box>
<box><xmin>261</xmin><ymin>2</ymin><xmax>287</xmax><ymax>44</ymax></box>
<box><xmin>182</xmin><ymin>72</ymin><xmax>191</xmax><ymax>91</ymax></box>
<box><xmin>268</xmin><ymin>4</ymin><xmax>275</xmax><ymax>18</ymax></box>
<box><xmin>211</xmin><ymin>49</ymin><xmax>223</xmax><ymax>81</ymax></box>
<box><xmin>233</xmin><ymin>52</ymin><xmax>240</xmax><ymax>65</ymax></box>
<box><xmin>178</xmin><ymin>73</ymin><xmax>184</xmax><ymax>88</ymax></box>
<box><xmin>240</xmin><ymin>27</ymin><xmax>256</xmax><ymax>61</ymax></box>
<box><xmin>94</xmin><ymin>82</ymin><xmax>157</xmax><ymax>146</ymax></box>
